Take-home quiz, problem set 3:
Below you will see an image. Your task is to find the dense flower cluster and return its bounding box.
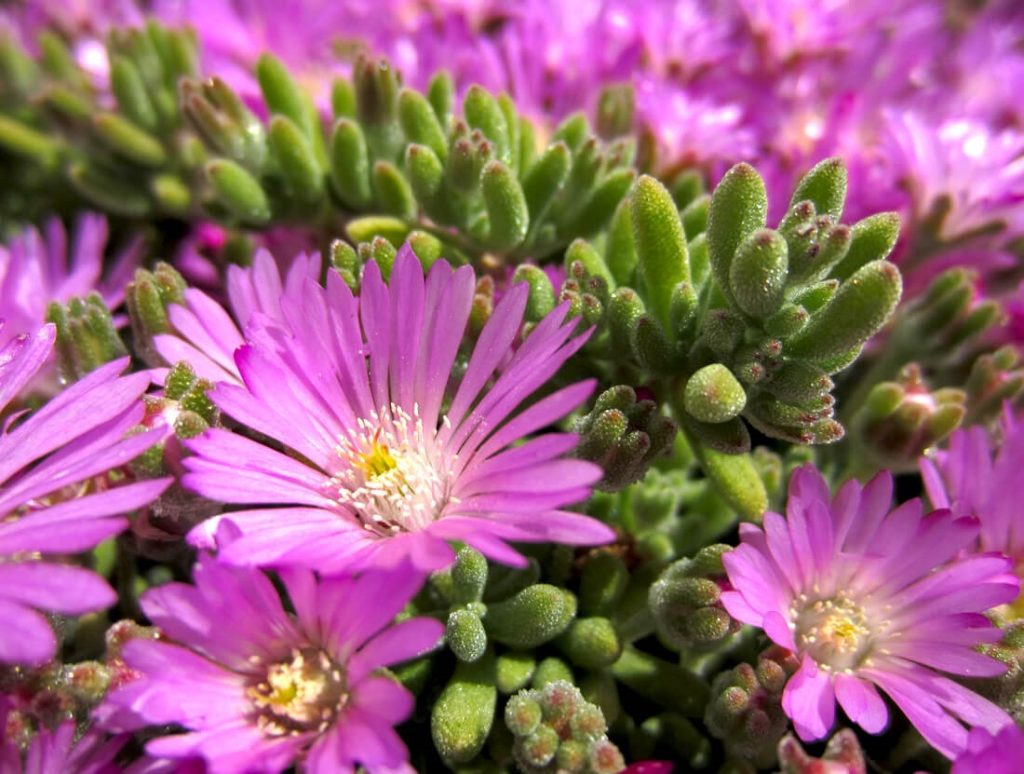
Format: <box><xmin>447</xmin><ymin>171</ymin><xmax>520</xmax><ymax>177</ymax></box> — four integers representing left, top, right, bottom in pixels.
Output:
<box><xmin>0</xmin><ymin>1</ymin><xmax>1022</xmax><ymax>772</ymax></box>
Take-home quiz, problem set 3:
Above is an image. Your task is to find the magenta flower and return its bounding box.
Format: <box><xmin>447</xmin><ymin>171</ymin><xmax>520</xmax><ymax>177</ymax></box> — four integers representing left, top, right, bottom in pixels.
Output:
<box><xmin>101</xmin><ymin>552</ymin><xmax>442</xmax><ymax>773</ymax></box>
<box><xmin>0</xmin><ymin>705</ymin><xmax>126</xmax><ymax>774</ymax></box>
<box><xmin>721</xmin><ymin>464</ymin><xmax>1018</xmax><ymax>758</ymax></box>
<box><xmin>0</xmin><ymin>214</ymin><xmax>140</xmax><ymax>349</ymax></box>
<box><xmin>154</xmin><ymin>248</ymin><xmax>319</xmax><ymax>385</ymax></box>
<box><xmin>0</xmin><ymin>324</ymin><xmax>171</xmax><ymax>666</ymax></box>
<box><xmin>921</xmin><ymin>408</ymin><xmax>1024</xmax><ymax>564</ymax></box>
<box><xmin>952</xmin><ymin>723</ymin><xmax>1024</xmax><ymax>774</ymax></box>
<box><xmin>185</xmin><ymin>247</ymin><xmax>612</xmax><ymax>573</ymax></box>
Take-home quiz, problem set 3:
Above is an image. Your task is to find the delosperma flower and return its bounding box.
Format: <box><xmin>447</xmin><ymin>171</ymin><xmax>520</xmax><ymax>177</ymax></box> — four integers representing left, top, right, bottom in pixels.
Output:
<box><xmin>185</xmin><ymin>247</ymin><xmax>614</xmax><ymax>574</ymax></box>
<box><xmin>101</xmin><ymin>553</ymin><xmax>443</xmax><ymax>773</ymax></box>
<box><xmin>721</xmin><ymin>464</ymin><xmax>1018</xmax><ymax>758</ymax></box>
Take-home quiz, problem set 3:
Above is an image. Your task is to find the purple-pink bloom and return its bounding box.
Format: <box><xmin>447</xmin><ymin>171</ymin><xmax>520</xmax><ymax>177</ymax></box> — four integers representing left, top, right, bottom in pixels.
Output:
<box><xmin>101</xmin><ymin>552</ymin><xmax>442</xmax><ymax>774</ymax></box>
<box><xmin>154</xmin><ymin>248</ymin><xmax>319</xmax><ymax>385</ymax></box>
<box><xmin>0</xmin><ymin>324</ymin><xmax>171</xmax><ymax>666</ymax></box>
<box><xmin>952</xmin><ymin>723</ymin><xmax>1024</xmax><ymax>774</ymax></box>
<box><xmin>0</xmin><ymin>699</ymin><xmax>126</xmax><ymax>774</ymax></box>
<box><xmin>921</xmin><ymin>407</ymin><xmax>1024</xmax><ymax>565</ymax></box>
<box><xmin>185</xmin><ymin>247</ymin><xmax>613</xmax><ymax>573</ymax></box>
<box><xmin>721</xmin><ymin>464</ymin><xmax>1018</xmax><ymax>758</ymax></box>
<box><xmin>0</xmin><ymin>214</ymin><xmax>140</xmax><ymax>349</ymax></box>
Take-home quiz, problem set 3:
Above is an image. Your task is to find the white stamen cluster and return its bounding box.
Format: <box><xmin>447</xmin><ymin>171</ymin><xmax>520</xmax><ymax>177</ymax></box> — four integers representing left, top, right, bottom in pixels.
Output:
<box><xmin>248</xmin><ymin>648</ymin><xmax>347</xmax><ymax>736</ymax></box>
<box><xmin>791</xmin><ymin>591</ymin><xmax>888</xmax><ymax>673</ymax></box>
<box><xmin>331</xmin><ymin>403</ymin><xmax>457</xmax><ymax>536</ymax></box>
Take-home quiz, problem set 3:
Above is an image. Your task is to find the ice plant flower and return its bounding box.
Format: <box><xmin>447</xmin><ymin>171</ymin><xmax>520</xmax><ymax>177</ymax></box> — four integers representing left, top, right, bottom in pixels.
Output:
<box><xmin>952</xmin><ymin>723</ymin><xmax>1024</xmax><ymax>774</ymax></box>
<box><xmin>154</xmin><ymin>248</ymin><xmax>319</xmax><ymax>385</ymax></box>
<box><xmin>0</xmin><ymin>323</ymin><xmax>171</xmax><ymax>666</ymax></box>
<box><xmin>721</xmin><ymin>464</ymin><xmax>1018</xmax><ymax>758</ymax></box>
<box><xmin>0</xmin><ymin>214</ymin><xmax>140</xmax><ymax>348</ymax></box>
<box><xmin>921</xmin><ymin>408</ymin><xmax>1024</xmax><ymax>565</ymax></box>
<box><xmin>0</xmin><ymin>704</ymin><xmax>126</xmax><ymax>774</ymax></box>
<box><xmin>186</xmin><ymin>247</ymin><xmax>613</xmax><ymax>573</ymax></box>
<box><xmin>100</xmin><ymin>552</ymin><xmax>442</xmax><ymax>773</ymax></box>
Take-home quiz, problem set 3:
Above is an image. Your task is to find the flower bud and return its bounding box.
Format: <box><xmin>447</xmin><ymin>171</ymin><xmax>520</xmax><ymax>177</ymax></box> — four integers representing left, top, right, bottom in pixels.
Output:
<box><xmin>708</xmin><ymin>163</ymin><xmax>768</xmax><ymax>309</ymax></box>
<box><xmin>432</xmin><ymin>650</ymin><xmax>497</xmax><ymax>764</ymax></box>
<box><xmin>683</xmin><ymin>364</ymin><xmax>747</xmax><ymax>424</ymax></box>
<box><xmin>46</xmin><ymin>294</ymin><xmax>127</xmax><ymax>381</ymax></box>
<box><xmin>729</xmin><ymin>229</ymin><xmax>788</xmax><ymax>318</ymax></box>
<box><xmin>496</xmin><ymin>651</ymin><xmax>536</xmax><ymax>694</ymax></box>
<box><xmin>482</xmin><ymin>160</ymin><xmax>529</xmax><ymax>250</ymax></box>
<box><xmin>777</xmin><ymin>729</ymin><xmax>866</xmax><ymax>774</ymax></box>
<box><xmin>784</xmin><ymin>260</ymin><xmax>902</xmax><ymax>362</ymax></box>
<box><xmin>789</xmin><ymin>157</ymin><xmax>847</xmax><ymax>221</ymax></box>
<box><xmin>485</xmin><ymin>585</ymin><xmax>577</xmax><ymax>648</ymax></box>
<box><xmin>558</xmin><ymin>617</ymin><xmax>621</xmax><ymax>670</ymax></box>
<box><xmin>632</xmin><ymin>175</ymin><xmax>690</xmax><ymax>335</ymax></box>
<box><xmin>329</xmin><ymin>118</ymin><xmax>372</xmax><ymax>208</ymax></box>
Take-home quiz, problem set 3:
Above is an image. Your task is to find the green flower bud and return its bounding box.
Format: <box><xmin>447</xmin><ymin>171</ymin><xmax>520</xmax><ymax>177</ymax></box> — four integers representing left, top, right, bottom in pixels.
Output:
<box><xmin>0</xmin><ymin>115</ymin><xmax>61</xmax><ymax>168</ymax></box>
<box><xmin>93</xmin><ymin>112</ymin><xmax>166</xmax><ymax>167</ymax></box>
<box><xmin>46</xmin><ymin>294</ymin><xmax>127</xmax><ymax>380</ymax></box>
<box><xmin>432</xmin><ymin>650</ymin><xmax>497</xmax><ymax>764</ymax></box>
<box><xmin>398</xmin><ymin>88</ymin><xmax>447</xmax><ymax>160</ymax></box>
<box><xmin>345</xmin><ymin>215</ymin><xmax>409</xmax><ymax>247</ymax></box>
<box><xmin>684</xmin><ymin>364</ymin><xmax>747</xmax><ymax>424</ymax></box>
<box><xmin>496</xmin><ymin>652</ymin><xmax>536</xmax><ymax>695</ymax></box>
<box><xmin>358</xmin><ymin>236</ymin><xmax>398</xmax><ymax>280</ymax></box>
<box><xmin>516</xmin><ymin>724</ymin><xmax>559</xmax><ymax>767</ymax></box>
<box><xmin>552</xmin><ymin>112</ymin><xmax>588</xmax><ymax>152</ymax></box>
<box><xmin>574</xmin><ymin>385</ymin><xmax>677</xmax><ymax>491</ymax></box>
<box><xmin>447</xmin><ymin>607</ymin><xmax>488</xmax><ymax>663</ymax></box>
<box><xmin>464</xmin><ymin>85</ymin><xmax>510</xmax><ymax>164</ymax></box>
<box><xmin>789</xmin><ymin>157</ymin><xmax>847</xmax><ymax>221</ymax></box>
<box><xmin>427</xmin><ymin>70</ymin><xmax>454</xmax><ymax>125</ymax></box>
<box><xmin>257</xmin><ymin>53</ymin><xmax>322</xmax><ymax>158</ymax></box>
<box><xmin>126</xmin><ymin>262</ymin><xmax>186</xmax><ymax>363</ymax></box>
<box><xmin>607</xmin><ymin>287</ymin><xmax>644</xmax><ymax>354</ymax></box>
<box><xmin>329</xmin><ymin>118</ymin><xmax>372</xmax><ymax>209</ymax></box>
<box><xmin>706</xmin><ymin>657</ymin><xmax>791</xmax><ymax>769</ymax></box>
<box><xmin>852</xmin><ymin>364</ymin><xmax>966</xmax><ymax>471</ymax></box>
<box><xmin>485</xmin><ymin>585</ymin><xmax>576</xmax><ymax>648</ymax></box>
<box><xmin>784</xmin><ymin>260</ymin><xmax>902</xmax><ymax>362</ymax></box>
<box><xmin>521</xmin><ymin>141</ymin><xmax>572</xmax><ymax>222</ymax></box>
<box><xmin>729</xmin><ymin>229</ymin><xmax>788</xmax><ymax>318</ymax></box>
<box><xmin>513</xmin><ymin>265</ymin><xmax>556</xmax><ymax>322</ymax></box>
<box><xmin>372</xmin><ymin>160</ymin><xmax>416</xmax><ymax>218</ymax></box>
<box><xmin>558</xmin><ymin>617</ymin><xmax>621</xmax><ymax>670</ymax></box>
<box><xmin>693</xmin><ymin>443</ymin><xmax>767</xmax><ymax>522</ymax></box>
<box><xmin>505</xmin><ymin>693</ymin><xmax>543</xmax><ymax>736</ymax></box>
<box><xmin>110</xmin><ymin>56</ymin><xmax>157</xmax><ymax>131</ymax></box>
<box><xmin>206</xmin><ymin>159</ymin><xmax>270</xmax><ymax>225</ymax></box>
<box><xmin>589</xmin><ymin>739</ymin><xmax>627</xmax><ymax>774</ymax></box>
<box><xmin>452</xmin><ymin>545</ymin><xmax>488</xmax><ymax>605</ymax></box>
<box><xmin>482</xmin><ymin>160</ymin><xmax>529</xmax><ymax>251</ymax></box>
<box><xmin>708</xmin><ymin>163</ymin><xmax>768</xmax><ymax>308</ymax></box>
<box><xmin>268</xmin><ymin>115</ymin><xmax>324</xmax><ymax>206</ymax></box>
<box><xmin>330</xmin><ymin>77</ymin><xmax>356</xmax><ymax>118</ymax></box>
<box><xmin>555</xmin><ymin>739</ymin><xmax>588</xmax><ymax>772</ymax></box>
<box><xmin>632</xmin><ymin>175</ymin><xmax>690</xmax><ymax>334</ymax></box>
<box><xmin>965</xmin><ymin>346</ymin><xmax>1024</xmax><ymax>425</ymax></box>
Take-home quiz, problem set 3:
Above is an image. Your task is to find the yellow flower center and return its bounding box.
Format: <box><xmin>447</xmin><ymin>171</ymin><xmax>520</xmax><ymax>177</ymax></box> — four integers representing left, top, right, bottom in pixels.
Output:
<box><xmin>248</xmin><ymin>649</ymin><xmax>347</xmax><ymax>736</ymax></box>
<box><xmin>792</xmin><ymin>593</ymin><xmax>880</xmax><ymax>673</ymax></box>
<box><xmin>331</xmin><ymin>403</ymin><xmax>457</xmax><ymax>536</ymax></box>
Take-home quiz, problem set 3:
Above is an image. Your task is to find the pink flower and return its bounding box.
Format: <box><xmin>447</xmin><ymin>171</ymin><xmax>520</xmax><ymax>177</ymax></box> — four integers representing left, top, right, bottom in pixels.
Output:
<box><xmin>101</xmin><ymin>553</ymin><xmax>442</xmax><ymax>774</ymax></box>
<box><xmin>185</xmin><ymin>246</ymin><xmax>613</xmax><ymax>574</ymax></box>
<box><xmin>722</xmin><ymin>464</ymin><xmax>1018</xmax><ymax>758</ymax></box>
<box><xmin>0</xmin><ymin>324</ymin><xmax>170</xmax><ymax>666</ymax></box>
